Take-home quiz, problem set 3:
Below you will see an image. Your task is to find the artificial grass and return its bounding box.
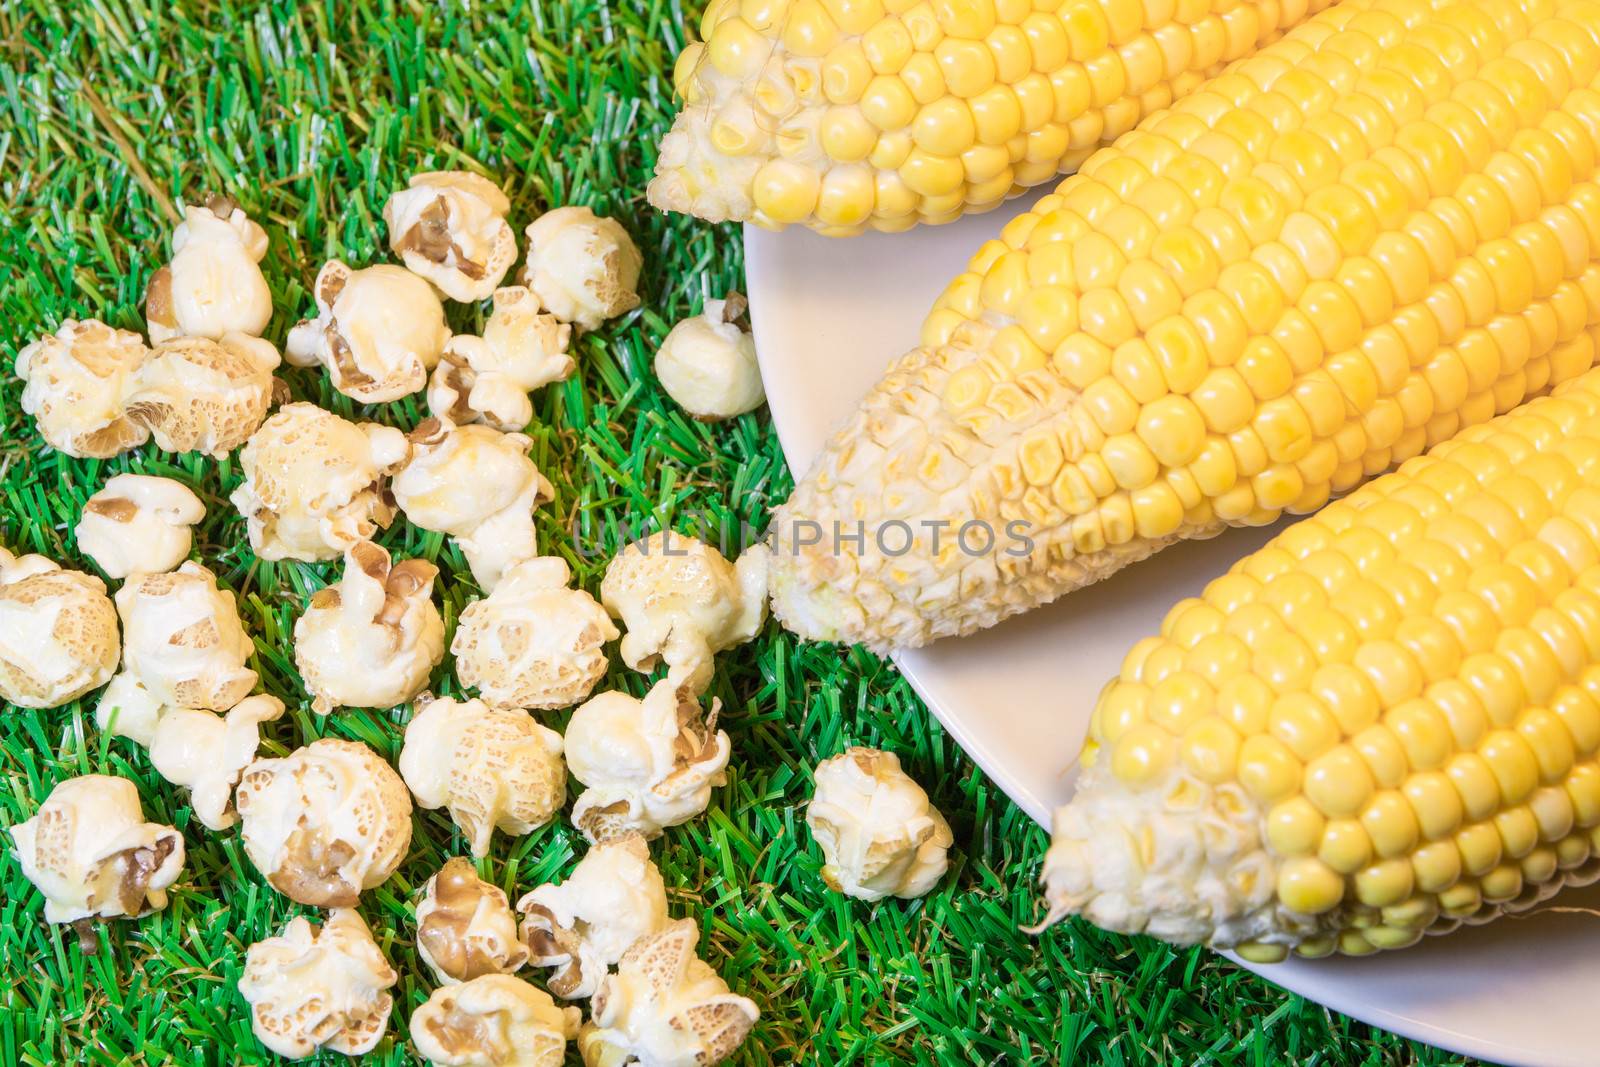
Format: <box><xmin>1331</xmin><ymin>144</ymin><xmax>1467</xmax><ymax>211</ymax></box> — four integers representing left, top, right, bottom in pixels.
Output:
<box><xmin>0</xmin><ymin>1</ymin><xmax>1495</xmax><ymax>1064</ymax></box>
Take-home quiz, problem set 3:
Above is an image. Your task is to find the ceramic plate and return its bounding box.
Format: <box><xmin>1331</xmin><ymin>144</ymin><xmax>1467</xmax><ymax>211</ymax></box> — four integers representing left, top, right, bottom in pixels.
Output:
<box><xmin>745</xmin><ymin>190</ymin><xmax>1600</xmax><ymax>1067</ymax></box>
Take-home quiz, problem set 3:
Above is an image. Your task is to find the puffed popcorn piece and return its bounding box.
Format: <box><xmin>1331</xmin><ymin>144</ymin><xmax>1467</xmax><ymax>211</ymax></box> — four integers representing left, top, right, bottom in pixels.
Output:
<box><xmin>236</xmin><ymin>738</ymin><xmax>413</xmax><ymax>906</ymax></box>
<box><xmin>16</xmin><ymin>319</ymin><xmax>152</xmax><ymax>458</ymax></box>
<box><xmin>76</xmin><ymin>474</ymin><xmax>206</xmax><ymax>579</ymax></box>
<box><xmin>131</xmin><ymin>332</ymin><xmax>281</xmax><ymax>457</ymax></box>
<box><xmin>391</xmin><ymin>418</ymin><xmax>554</xmax><ymax>590</ymax></box>
<box><xmin>412</xmin><ymin>974</ymin><xmax>581</xmax><ymax>1067</ymax></box>
<box><xmin>95</xmin><ymin>672</ymin><xmax>167</xmax><ymax>746</ymax></box>
<box><xmin>452</xmin><ymin>556</ymin><xmax>617</xmax><ymax>711</ymax></box>
<box><xmin>12</xmin><ymin>775</ymin><xmax>185</xmax><ymax>924</ymax></box>
<box><xmin>565</xmin><ymin>680</ymin><xmax>730</xmax><ymax>842</ymax></box>
<box><xmin>293</xmin><ymin>541</ymin><xmax>444</xmax><ymax>714</ymax></box>
<box><xmin>579</xmin><ymin>919</ymin><xmax>757</xmax><ymax>1067</ymax></box>
<box><xmin>0</xmin><ymin>548</ymin><xmax>120</xmax><ymax>708</ymax></box>
<box><xmin>428</xmin><ymin>286</ymin><xmax>574</xmax><ymax>431</ymax></box>
<box><xmin>385</xmin><ymin>171</ymin><xmax>517</xmax><ymax>303</ymax></box>
<box><xmin>230</xmin><ymin>403</ymin><xmax>410</xmax><ymax>562</ymax></box>
<box><xmin>517</xmin><ymin>834</ymin><xmax>668</xmax><ymax>999</ymax></box>
<box><xmin>147</xmin><ymin>694</ymin><xmax>287</xmax><ymax>831</ymax></box>
<box><xmin>399</xmin><ymin>695</ymin><xmax>566</xmax><ymax>858</ymax></box>
<box><xmin>415</xmin><ymin>857</ymin><xmax>530</xmax><ymax>986</ymax></box>
<box><xmin>286</xmin><ymin>260</ymin><xmax>451</xmax><ymax>403</ymax></box>
<box><xmin>114</xmin><ymin>561</ymin><xmax>257</xmax><ymax>711</ymax></box>
<box><xmin>653</xmin><ymin>295</ymin><xmax>764</xmax><ymax>421</ymax></box>
<box><xmin>519</xmin><ymin>206</ymin><xmax>641</xmax><ymax>331</ymax></box>
<box><xmin>238</xmin><ymin>909</ymin><xmax>398</xmax><ymax>1060</ymax></box>
<box><xmin>600</xmin><ymin>533</ymin><xmax>768</xmax><ymax>695</ymax></box>
<box><xmin>806</xmin><ymin>748</ymin><xmax>953</xmax><ymax>902</ymax></box>
<box><xmin>144</xmin><ymin>194</ymin><xmax>273</xmax><ymax>344</ymax></box>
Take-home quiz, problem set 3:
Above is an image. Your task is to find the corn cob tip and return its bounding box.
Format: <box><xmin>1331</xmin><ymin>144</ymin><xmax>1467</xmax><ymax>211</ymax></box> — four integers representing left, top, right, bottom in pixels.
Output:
<box><xmin>648</xmin><ymin>117</ymin><xmax>761</xmax><ymax>226</ymax></box>
<box><xmin>1034</xmin><ymin>759</ymin><xmax>1298</xmax><ymax>952</ymax></box>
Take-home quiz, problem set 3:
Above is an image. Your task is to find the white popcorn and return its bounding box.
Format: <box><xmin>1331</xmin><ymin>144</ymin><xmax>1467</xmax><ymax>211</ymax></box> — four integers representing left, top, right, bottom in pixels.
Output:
<box><xmin>144</xmin><ymin>195</ymin><xmax>273</xmax><ymax>344</ymax></box>
<box><xmin>391</xmin><ymin>418</ymin><xmax>554</xmax><ymax>590</ymax></box>
<box><xmin>95</xmin><ymin>672</ymin><xmax>167</xmax><ymax>746</ymax></box>
<box><xmin>11</xmin><ymin>775</ymin><xmax>185</xmax><ymax>924</ymax></box>
<box><xmin>519</xmin><ymin>206</ymin><xmax>642</xmax><ymax>330</ymax></box>
<box><xmin>114</xmin><ymin>561</ymin><xmax>257</xmax><ymax>712</ymax></box>
<box><xmin>415</xmin><ymin>857</ymin><xmax>530</xmax><ymax>986</ymax></box>
<box><xmin>384</xmin><ymin>171</ymin><xmax>517</xmax><ymax>303</ymax></box>
<box><xmin>16</xmin><ymin>319</ymin><xmax>152</xmax><ymax>458</ymax></box>
<box><xmin>147</xmin><ymin>694</ymin><xmax>287</xmax><ymax>831</ymax></box>
<box><xmin>398</xmin><ymin>695</ymin><xmax>566</xmax><ymax>858</ymax></box>
<box><xmin>565</xmin><ymin>679</ymin><xmax>730</xmax><ymax>842</ymax></box>
<box><xmin>285</xmin><ymin>261</ymin><xmax>451</xmax><ymax>403</ymax></box>
<box><xmin>452</xmin><ymin>556</ymin><xmax>617</xmax><ymax>711</ymax></box>
<box><xmin>238</xmin><ymin>909</ymin><xmax>398</xmax><ymax>1060</ymax></box>
<box><xmin>806</xmin><ymin>748</ymin><xmax>952</xmax><ymax>902</ymax></box>
<box><xmin>428</xmin><ymin>286</ymin><xmax>574</xmax><ymax>431</ymax></box>
<box><xmin>654</xmin><ymin>296</ymin><xmax>764</xmax><ymax>421</ymax></box>
<box><xmin>579</xmin><ymin>919</ymin><xmax>758</xmax><ymax>1067</ymax></box>
<box><xmin>517</xmin><ymin>834</ymin><xmax>669</xmax><ymax>999</ymax></box>
<box><xmin>600</xmin><ymin>533</ymin><xmax>768</xmax><ymax>695</ymax></box>
<box><xmin>76</xmin><ymin>474</ymin><xmax>205</xmax><ymax>579</ymax></box>
<box><xmin>235</xmin><ymin>738</ymin><xmax>414</xmax><ymax>906</ymax></box>
<box><xmin>0</xmin><ymin>548</ymin><xmax>119</xmax><ymax>708</ymax></box>
<box><xmin>131</xmin><ymin>332</ymin><xmax>281</xmax><ymax>457</ymax></box>
<box><xmin>230</xmin><ymin>403</ymin><xmax>410</xmax><ymax>562</ymax></box>
<box><xmin>411</xmin><ymin>975</ymin><xmax>580</xmax><ymax>1067</ymax></box>
<box><xmin>293</xmin><ymin>541</ymin><xmax>444</xmax><ymax>714</ymax></box>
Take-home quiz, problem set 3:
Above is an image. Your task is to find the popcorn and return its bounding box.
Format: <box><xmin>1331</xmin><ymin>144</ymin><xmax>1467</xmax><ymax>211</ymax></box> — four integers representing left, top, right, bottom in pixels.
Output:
<box><xmin>579</xmin><ymin>920</ymin><xmax>758</xmax><ymax>1067</ymax></box>
<box><xmin>144</xmin><ymin>195</ymin><xmax>273</xmax><ymax>343</ymax></box>
<box><xmin>293</xmin><ymin>541</ymin><xmax>444</xmax><ymax>713</ymax></box>
<box><xmin>565</xmin><ymin>680</ymin><xmax>730</xmax><ymax>842</ymax></box>
<box><xmin>236</xmin><ymin>738</ymin><xmax>414</xmax><ymax>906</ymax></box>
<box><xmin>16</xmin><ymin>319</ymin><xmax>152</xmax><ymax>458</ymax></box>
<box><xmin>416</xmin><ymin>857</ymin><xmax>530</xmax><ymax>986</ymax></box>
<box><xmin>519</xmin><ymin>206</ymin><xmax>641</xmax><ymax>330</ymax></box>
<box><xmin>517</xmin><ymin>834</ymin><xmax>668</xmax><ymax>999</ymax></box>
<box><xmin>452</xmin><ymin>556</ymin><xmax>617</xmax><ymax>710</ymax></box>
<box><xmin>601</xmin><ymin>533</ymin><xmax>768</xmax><ymax>694</ymax></box>
<box><xmin>391</xmin><ymin>419</ymin><xmax>554</xmax><ymax>590</ymax></box>
<box><xmin>238</xmin><ymin>909</ymin><xmax>398</xmax><ymax>1060</ymax></box>
<box><xmin>411</xmin><ymin>975</ymin><xmax>580</xmax><ymax>1067</ymax></box>
<box><xmin>285</xmin><ymin>260</ymin><xmax>450</xmax><ymax>402</ymax></box>
<box><xmin>806</xmin><ymin>747</ymin><xmax>952</xmax><ymax>901</ymax></box>
<box><xmin>385</xmin><ymin>171</ymin><xmax>517</xmax><ymax>302</ymax></box>
<box><xmin>653</xmin><ymin>295</ymin><xmax>764</xmax><ymax>421</ymax></box>
<box><xmin>12</xmin><ymin>775</ymin><xmax>185</xmax><ymax>924</ymax></box>
<box><xmin>398</xmin><ymin>696</ymin><xmax>566</xmax><ymax>858</ymax></box>
<box><xmin>428</xmin><ymin>286</ymin><xmax>573</xmax><ymax>431</ymax></box>
<box><xmin>76</xmin><ymin>474</ymin><xmax>205</xmax><ymax>579</ymax></box>
<box><xmin>0</xmin><ymin>548</ymin><xmax>119</xmax><ymax>709</ymax></box>
<box><xmin>230</xmin><ymin>403</ymin><xmax>410</xmax><ymax>562</ymax></box>
<box><xmin>113</xmin><ymin>561</ymin><xmax>257</xmax><ymax>712</ymax></box>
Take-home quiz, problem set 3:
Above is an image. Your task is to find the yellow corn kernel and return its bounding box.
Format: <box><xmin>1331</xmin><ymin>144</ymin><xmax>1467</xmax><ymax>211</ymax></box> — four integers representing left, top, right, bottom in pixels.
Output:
<box><xmin>1276</xmin><ymin>856</ymin><xmax>1345</xmax><ymax>914</ymax></box>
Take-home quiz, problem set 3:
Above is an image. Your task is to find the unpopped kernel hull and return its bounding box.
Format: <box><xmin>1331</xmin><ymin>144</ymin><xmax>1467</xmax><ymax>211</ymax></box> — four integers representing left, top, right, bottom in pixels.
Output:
<box><xmin>772</xmin><ymin>0</ymin><xmax>1600</xmax><ymax>650</ymax></box>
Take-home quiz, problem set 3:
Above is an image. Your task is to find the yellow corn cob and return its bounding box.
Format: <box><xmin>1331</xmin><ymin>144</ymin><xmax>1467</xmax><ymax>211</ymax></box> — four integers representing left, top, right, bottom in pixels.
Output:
<box><xmin>652</xmin><ymin>0</ymin><xmax>1335</xmax><ymax>234</ymax></box>
<box><xmin>1039</xmin><ymin>369</ymin><xmax>1600</xmax><ymax>959</ymax></box>
<box><xmin>769</xmin><ymin>0</ymin><xmax>1600</xmax><ymax>650</ymax></box>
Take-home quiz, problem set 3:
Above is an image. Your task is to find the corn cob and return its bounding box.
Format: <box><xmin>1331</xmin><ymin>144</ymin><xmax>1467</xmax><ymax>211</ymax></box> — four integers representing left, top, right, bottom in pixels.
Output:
<box><xmin>769</xmin><ymin>0</ymin><xmax>1600</xmax><ymax>650</ymax></box>
<box><xmin>652</xmin><ymin>0</ymin><xmax>1335</xmax><ymax>234</ymax></box>
<box><xmin>1038</xmin><ymin>369</ymin><xmax>1600</xmax><ymax>959</ymax></box>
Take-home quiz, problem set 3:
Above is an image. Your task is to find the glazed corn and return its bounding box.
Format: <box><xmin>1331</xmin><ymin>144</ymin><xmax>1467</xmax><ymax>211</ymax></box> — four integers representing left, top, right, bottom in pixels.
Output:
<box><xmin>770</xmin><ymin>0</ymin><xmax>1600</xmax><ymax>650</ymax></box>
<box><xmin>652</xmin><ymin>0</ymin><xmax>1334</xmax><ymax>234</ymax></box>
<box><xmin>1039</xmin><ymin>369</ymin><xmax>1600</xmax><ymax>958</ymax></box>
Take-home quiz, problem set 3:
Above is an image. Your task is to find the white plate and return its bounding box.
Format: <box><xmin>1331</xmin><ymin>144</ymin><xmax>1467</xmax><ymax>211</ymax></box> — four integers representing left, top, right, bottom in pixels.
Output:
<box><xmin>746</xmin><ymin>190</ymin><xmax>1600</xmax><ymax>1067</ymax></box>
